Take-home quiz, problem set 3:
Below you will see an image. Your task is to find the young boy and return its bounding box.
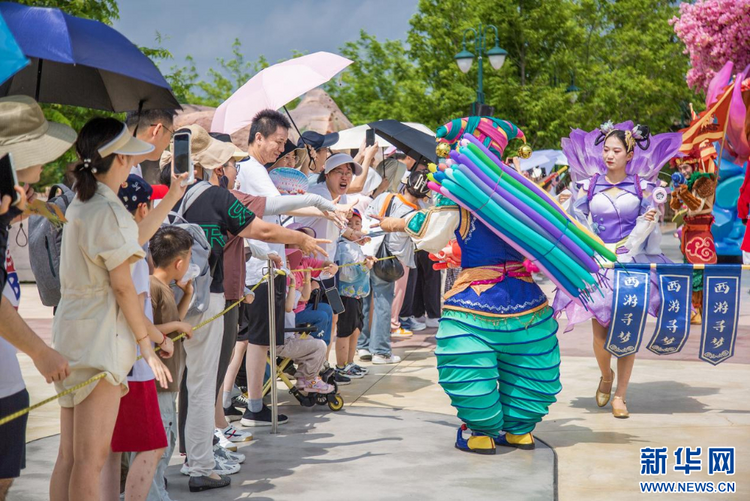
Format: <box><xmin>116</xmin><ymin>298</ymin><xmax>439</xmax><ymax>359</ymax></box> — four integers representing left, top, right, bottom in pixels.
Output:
<box><xmin>102</xmin><ymin>175</ymin><xmax>182</xmax><ymax>501</ymax></box>
<box><xmin>334</xmin><ymin>209</ymin><xmax>375</xmax><ymax>379</ymax></box>
<box><xmin>147</xmin><ymin>225</ymin><xmax>198</xmax><ymax>501</ymax></box>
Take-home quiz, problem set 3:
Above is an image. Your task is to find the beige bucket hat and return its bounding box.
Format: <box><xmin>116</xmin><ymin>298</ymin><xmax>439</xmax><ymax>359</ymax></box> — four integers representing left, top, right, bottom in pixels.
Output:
<box><xmin>0</xmin><ymin>95</ymin><xmax>77</xmax><ymax>171</ymax></box>
<box><xmin>160</xmin><ymin>124</ymin><xmax>235</xmax><ymax>170</ymax></box>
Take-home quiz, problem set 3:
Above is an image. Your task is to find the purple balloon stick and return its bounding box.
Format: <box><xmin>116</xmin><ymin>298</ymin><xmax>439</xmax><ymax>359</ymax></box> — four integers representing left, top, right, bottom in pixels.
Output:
<box><xmin>428</xmin><ymin>181</ymin><xmax>583</xmax><ymax>306</ymax></box>
<box><xmin>453</xmin><ymin>159</ymin><xmax>597</xmax><ymax>273</ymax></box>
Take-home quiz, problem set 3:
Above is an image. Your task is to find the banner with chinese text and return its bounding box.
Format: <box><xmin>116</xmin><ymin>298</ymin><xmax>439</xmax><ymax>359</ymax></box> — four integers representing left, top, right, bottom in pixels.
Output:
<box><xmin>700</xmin><ymin>265</ymin><xmax>741</xmax><ymax>365</ymax></box>
<box><xmin>647</xmin><ymin>264</ymin><xmax>693</xmax><ymax>355</ymax></box>
<box><xmin>606</xmin><ymin>266</ymin><xmax>651</xmax><ymax>358</ymax></box>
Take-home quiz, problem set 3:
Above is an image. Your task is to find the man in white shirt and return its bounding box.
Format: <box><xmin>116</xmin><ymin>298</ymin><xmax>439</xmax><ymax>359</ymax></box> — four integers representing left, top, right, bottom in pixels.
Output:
<box><xmin>234</xmin><ymin>110</ymin><xmax>299</xmax><ymax>426</ymax></box>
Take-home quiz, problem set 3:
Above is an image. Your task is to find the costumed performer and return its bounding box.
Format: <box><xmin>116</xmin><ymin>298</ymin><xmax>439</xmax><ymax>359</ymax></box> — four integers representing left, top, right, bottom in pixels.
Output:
<box><xmin>552</xmin><ymin>121</ymin><xmax>682</xmax><ymax>419</ymax></box>
<box><xmin>374</xmin><ymin>117</ymin><xmax>561</xmax><ymax>455</ymax></box>
<box><xmin>669</xmin><ymin>142</ymin><xmax>718</xmax><ymax>325</ymax></box>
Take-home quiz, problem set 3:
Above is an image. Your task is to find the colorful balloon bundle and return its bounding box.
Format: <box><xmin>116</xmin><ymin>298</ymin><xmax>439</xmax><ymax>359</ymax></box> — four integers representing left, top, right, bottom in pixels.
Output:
<box><xmin>427</xmin><ymin>133</ymin><xmax>617</xmax><ymax>305</ymax></box>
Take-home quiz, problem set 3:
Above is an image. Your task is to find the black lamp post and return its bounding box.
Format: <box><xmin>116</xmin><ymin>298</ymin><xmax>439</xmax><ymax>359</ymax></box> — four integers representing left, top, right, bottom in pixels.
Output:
<box><xmin>455</xmin><ymin>24</ymin><xmax>507</xmax><ymax>115</ymax></box>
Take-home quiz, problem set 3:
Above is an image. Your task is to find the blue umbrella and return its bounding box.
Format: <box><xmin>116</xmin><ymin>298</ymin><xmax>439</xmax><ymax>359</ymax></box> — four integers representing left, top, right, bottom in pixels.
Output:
<box><xmin>0</xmin><ymin>11</ymin><xmax>28</xmax><ymax>85</ymax></box>
<box><xmin>0</xmin><ymin>2</ymin><xmax>179</xmax><ymax>112</ymax></box>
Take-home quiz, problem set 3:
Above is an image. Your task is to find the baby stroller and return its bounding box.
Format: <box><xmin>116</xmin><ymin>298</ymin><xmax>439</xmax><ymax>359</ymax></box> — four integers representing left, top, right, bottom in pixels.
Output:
<box><xmin>261</xmin><ymin>325</ymin><xmax>344</xmax><ymax>411</ymax></box>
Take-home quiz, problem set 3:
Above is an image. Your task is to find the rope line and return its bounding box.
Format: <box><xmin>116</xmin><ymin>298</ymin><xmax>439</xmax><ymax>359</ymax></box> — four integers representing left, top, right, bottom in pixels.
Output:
<box><xmin>0</xmin><ymin>273</ymin><xmax>273</xmax><ymax>426</ymax></box>
<box><xmin>2</xmin><ymin>259</ymin><xmax>744</xmax><ymax>425</ymax></box>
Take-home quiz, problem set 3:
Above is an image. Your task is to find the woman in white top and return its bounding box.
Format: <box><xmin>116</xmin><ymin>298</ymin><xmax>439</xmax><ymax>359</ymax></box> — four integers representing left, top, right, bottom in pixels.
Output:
<box><xmin>296</xmin><ymin>153</ymin><xmax>365</xmax><ymax>258</ymax></box>
<box><xmin>50</xmin><ymin>118</ymin><xmax>172</xmax><ymax>501</ymax></box>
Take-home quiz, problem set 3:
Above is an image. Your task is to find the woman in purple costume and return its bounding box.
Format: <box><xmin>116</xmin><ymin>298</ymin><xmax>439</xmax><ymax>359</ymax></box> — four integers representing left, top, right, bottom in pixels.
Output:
<box><xmin>553</xmin><ymin>121</ymin><xmax>682</xmax><ymax>418</ymax></box>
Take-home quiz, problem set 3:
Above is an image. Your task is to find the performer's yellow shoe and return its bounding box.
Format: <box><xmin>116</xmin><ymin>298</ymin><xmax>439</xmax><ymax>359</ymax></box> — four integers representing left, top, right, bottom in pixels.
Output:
<box><xmin>455</xmin><ymin>426</ymin><xmax>496</xmax><ymax>455</ymax></box>
<box><xmin>496</xmin><ymin>432</ymin><xmax>536</xmax><ymax>450</ymax></box>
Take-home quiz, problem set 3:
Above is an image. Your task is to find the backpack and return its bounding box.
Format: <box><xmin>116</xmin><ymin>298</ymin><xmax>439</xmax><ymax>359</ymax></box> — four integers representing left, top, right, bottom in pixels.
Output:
<box><xmin>28</xmin><ymin>184</ymin><xmax>75</xmax><ymax>307</ymax></box>
<box><xmin>167</xmin><ymin>181</ymin><xmax>214</xmax><ymax>318</ymax></box>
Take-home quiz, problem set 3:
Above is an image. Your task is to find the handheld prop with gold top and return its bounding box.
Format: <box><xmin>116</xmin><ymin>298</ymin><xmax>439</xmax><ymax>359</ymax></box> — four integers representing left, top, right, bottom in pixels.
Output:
<box><xmin>24</xmin><ymin>199</ymin><xmax>67</xmax><ymax>229</ymax></box>
<box><xmin>432</xmin><ymin>116</ymin><xmax>616</xmax><ymax>304</ymax></box>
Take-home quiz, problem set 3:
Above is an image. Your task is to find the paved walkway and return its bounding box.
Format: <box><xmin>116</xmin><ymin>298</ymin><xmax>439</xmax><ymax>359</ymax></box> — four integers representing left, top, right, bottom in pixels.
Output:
<box><xmin>7</xmin><ymin>230</ymin><xmax>750</xmax><ymax>500</ymax></box>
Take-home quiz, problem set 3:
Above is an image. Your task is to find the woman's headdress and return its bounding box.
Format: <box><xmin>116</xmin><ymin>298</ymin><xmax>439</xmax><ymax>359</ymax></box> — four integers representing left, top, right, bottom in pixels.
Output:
<box><xmin>594</xmin><ymin>121</ymin><xmax>651</xmax><ymax>153</ymax></box>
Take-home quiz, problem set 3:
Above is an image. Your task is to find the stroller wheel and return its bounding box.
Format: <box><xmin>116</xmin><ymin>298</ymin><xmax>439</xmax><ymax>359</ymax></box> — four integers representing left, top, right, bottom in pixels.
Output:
<box><xmin>327</xmin><ymin>395</ymin><xmax>344</xmax><ymax>411</ymax></box>
<box><xmin>300</xmin><ymin>395</ymin><xmax>316</xmax><ymax>407</ymax></box>
<box><xmin>315</xmin><ymin>393</ymin><xmax>329</xmax><ymax>405</ymax></box>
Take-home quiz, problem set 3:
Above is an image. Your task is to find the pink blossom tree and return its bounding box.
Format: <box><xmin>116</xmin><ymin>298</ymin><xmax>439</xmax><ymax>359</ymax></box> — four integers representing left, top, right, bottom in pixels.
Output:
<box><xmin>671</xmin><ymin>0</ymin><xmax>750</xmax><ymax>91</ymax></box>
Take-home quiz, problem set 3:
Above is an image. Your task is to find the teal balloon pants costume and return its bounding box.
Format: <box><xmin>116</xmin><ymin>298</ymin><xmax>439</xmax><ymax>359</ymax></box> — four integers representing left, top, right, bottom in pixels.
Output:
<box><xmin>405</xmin><ymin>201</ymin><xmax>561</xmax><ymax>452</ymax></box>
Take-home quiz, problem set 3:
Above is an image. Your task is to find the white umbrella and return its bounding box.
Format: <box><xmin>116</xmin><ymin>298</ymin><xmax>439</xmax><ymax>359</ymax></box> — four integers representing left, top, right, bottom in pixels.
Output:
<box><xmin>519</xmin><ymin>152</ymin><xmax>552</xmax><ymax>172</ymax></box>
<box><xmin>331</xmin><ymin>122</ymin><xmax>435</xmax><ymax>150</ymax></box>
<box><xmin>211</xmin><ymin>51</ymin><xmax>352</xmax><ymax>134</ymax></box>
<box><xmin>519</xmin><ymin>149</ymin><xmax>568</xmax><ymax>173</ymax></box>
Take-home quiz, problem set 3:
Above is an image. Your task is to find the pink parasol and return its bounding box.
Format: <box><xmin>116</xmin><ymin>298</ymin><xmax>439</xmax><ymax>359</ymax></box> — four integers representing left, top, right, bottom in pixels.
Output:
<box><xmin>211</xmin><ymin>51</ymin><xmax>352</xmax><ymax>135</ymax></box>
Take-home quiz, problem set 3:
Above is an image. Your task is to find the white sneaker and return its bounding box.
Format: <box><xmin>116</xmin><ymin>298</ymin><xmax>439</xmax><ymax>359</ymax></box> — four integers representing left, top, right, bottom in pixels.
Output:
<box><xmin>358</xmin><ymin>349</ymin><xmax>372</xmax><ymax>361</ymax></box>
<box><xmin>221</xmin><ymin>424</ymin><xmax>253</xmax><ymax>443</ymax></box>
<box><xmin>214</xmin><ymin>442</ymin><xmax>245</xmax><ymax>464</ymax></box>
<box><xmin>425</xmin><ymin>317</ymin><xmax>440</xmax><ymax>328</ymax></box>
<box><xmin>215</xmin><ymin>429</ymin><xmax>237</xmax><ymax>452</ymax></box>
<box><xmin>372</xmin><ymin>354</ymin><xmax>402</xmax><ymax>365</ymax></box>
<box><xmin>213</xmin><ymin>456</ymin><xmax>241</xmax><ymax>475</ymax></box>
<box><xmin>181</xmin><ymin>456</ymin><xmax>240</xmax><ymax>476</ymax></box>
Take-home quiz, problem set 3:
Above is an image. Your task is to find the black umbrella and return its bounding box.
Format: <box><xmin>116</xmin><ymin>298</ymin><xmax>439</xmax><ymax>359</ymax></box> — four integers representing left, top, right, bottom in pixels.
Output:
<box><xmin>0</xmin><ymin>2</ymin><xmax>179</xmax><ymax>112</ymax></box>
<box><xmin>368</xmin><ymin>119</ymin><xmax>438</xmax><ymax>164</ymax></box>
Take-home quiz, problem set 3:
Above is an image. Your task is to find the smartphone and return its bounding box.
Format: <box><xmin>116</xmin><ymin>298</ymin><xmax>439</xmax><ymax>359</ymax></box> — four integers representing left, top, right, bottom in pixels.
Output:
<box><xmin>171</xmin><ymin>131</ymin><xmax>193</xmax><ymax>185</ymax></box>
<box><xmin>366</xmin><ymin>128</ymin><xmax>375</xmax><ymax>147</ymax></box>
<box><xmin>0</xmin><ymin>154</ymin><xmax>20</xmax><ymax>206</ymax></box>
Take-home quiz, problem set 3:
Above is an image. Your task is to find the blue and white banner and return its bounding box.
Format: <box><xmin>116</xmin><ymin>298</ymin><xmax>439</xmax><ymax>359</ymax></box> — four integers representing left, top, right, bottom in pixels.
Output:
<box><xmin>606</xmin><ymin>266</ymin><xmax>651</xmax><ymax>358</ymax></box>
<box><xmin>646</xmin><ymin>264</ymin><xmax>693</xmax><ymax>356</ymax></box>
<box><xmin>700</xmin><ymin>265</ymin><xmax>741</xmax><ymax>365</ymax></box>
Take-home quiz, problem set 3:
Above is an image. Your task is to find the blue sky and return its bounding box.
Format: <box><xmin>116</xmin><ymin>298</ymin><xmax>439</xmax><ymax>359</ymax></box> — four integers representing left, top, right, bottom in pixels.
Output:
<box><xmin>113</xmin><ymin>0</ymin><xmax>420</xmax><ymax>79</ymax></box>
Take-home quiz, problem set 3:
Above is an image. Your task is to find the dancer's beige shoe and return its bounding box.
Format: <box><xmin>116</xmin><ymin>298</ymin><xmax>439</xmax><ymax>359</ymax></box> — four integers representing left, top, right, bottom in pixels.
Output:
<box><xmin>596</xmin><ymin>369</ymin><xmax>615</xmax><ymax>407</ymax></box>
<box><xmin>612</xmin><ymin>396</ymin><xmax>629</xmax><ymax>419</ymax></box>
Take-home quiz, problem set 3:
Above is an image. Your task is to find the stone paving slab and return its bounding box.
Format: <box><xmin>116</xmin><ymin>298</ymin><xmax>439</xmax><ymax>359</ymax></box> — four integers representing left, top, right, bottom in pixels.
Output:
<box><xmin>10</xmin><ymin>406</ymin><xmax>556</xmax><ymax>501</ymax></box>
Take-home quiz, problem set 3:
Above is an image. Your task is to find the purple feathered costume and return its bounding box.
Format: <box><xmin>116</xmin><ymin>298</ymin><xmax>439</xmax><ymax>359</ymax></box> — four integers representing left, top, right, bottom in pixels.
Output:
<box><xmin>552</xmin><ymin>121</ymin><xmax>683</xmax><ymax>331</ymax></box>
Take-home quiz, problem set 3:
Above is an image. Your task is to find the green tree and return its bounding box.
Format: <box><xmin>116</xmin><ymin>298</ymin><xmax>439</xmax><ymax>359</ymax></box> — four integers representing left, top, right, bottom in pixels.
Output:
<box><xmin>325</xmin><ymin>31</ymin><xmax>426</xmax><ymax>126</ymax></box>
<box><xmin>329</xmin><ymin>0</ymin><xmax>696</xmax><ymax>152</ymax></box>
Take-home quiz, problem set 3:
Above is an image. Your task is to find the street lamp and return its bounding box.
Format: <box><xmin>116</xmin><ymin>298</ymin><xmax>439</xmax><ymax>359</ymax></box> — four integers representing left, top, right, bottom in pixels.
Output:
<box><xmin>565</xmin><ymin>71</ymin><xmax>581</xmax><ymax>104</ymax></box>
<box><xmin>454</xmin><ymin>23</ymin><xmax>507</xmax><ymax>114</ymax></box>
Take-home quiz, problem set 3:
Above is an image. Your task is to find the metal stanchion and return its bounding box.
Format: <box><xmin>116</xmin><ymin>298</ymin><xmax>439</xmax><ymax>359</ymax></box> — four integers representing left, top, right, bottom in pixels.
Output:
<box><xmin>266</xmin><ymin>260</ymin><xmax>279</xmax><ymax>434</ymax></box>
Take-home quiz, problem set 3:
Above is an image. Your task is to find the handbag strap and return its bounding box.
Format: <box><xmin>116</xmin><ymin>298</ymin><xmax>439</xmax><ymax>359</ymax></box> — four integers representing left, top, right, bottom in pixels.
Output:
<box><xmin>379</xmin><ymin>193</ymin><xmax>415</xmax><ymax>251</ymax></box>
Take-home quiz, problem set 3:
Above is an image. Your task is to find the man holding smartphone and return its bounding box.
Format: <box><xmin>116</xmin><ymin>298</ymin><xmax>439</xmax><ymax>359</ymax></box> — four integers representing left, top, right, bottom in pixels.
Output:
<box><xmin>0</xmin><ymin>96</ymin><xmax>73</xmax><ymax>500</ymax></box>
<box><xmin>126</xmin><ymin>109</ymin><xmax>178</xmax><ymax>180</ymax></box>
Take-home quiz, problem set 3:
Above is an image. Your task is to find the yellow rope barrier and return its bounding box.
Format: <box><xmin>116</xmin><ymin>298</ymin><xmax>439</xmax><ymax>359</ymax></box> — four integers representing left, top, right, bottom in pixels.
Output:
<box><xmin>0</xmin><ymin>273</ymin><xmax>275</xmax><ymax>426</ymax></box>
<box><xmin>1</xmin><ymin>257</ymin><xmax>745</xmax><ymax>425</ymax></box>
<box><xmin>600</xmin><ymin>263</ymin><xmax>750</xmax><ymax>270</ymax></box>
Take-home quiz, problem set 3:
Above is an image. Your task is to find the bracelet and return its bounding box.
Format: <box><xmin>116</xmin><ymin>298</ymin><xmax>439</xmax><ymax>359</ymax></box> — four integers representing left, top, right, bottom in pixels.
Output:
<box><xmin>159</xmin><ymin>333</ymin><xmax>168</xmax><ymax>346</ymax></box>
<box><xmin>136</xmin><ymin>334</ymin><xmax>149</xmax><ymax>343</ymax></box>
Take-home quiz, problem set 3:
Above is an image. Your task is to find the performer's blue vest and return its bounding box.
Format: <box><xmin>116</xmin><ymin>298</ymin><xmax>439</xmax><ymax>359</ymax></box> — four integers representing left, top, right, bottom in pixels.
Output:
<box><xmin>445</xmin><ymin>210</ymin><xmax>548</xmax><ymax>318</ymax></box>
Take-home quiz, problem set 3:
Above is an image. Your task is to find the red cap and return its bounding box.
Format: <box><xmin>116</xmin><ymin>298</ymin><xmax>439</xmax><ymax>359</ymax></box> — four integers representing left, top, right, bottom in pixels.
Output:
<box><xmin>150</xmin><ymin>184</ymin><xmax>169</xmax><ymax>200</ymax></box>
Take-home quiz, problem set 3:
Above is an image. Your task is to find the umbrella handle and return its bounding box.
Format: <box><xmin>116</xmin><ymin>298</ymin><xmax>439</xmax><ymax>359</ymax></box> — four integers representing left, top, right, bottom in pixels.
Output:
<box><xmin>35</xmin><ymin>59</ymin><xmax>43</xmax><ymax>101</ymax></box>
<box><xmin>283</xmin><ymin>105</ymin><xmax>316</xmax><ymax>170</ymax></box>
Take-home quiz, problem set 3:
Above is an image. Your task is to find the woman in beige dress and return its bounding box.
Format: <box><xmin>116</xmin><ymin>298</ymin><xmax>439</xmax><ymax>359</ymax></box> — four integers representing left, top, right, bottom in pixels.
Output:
<box><xmin>49</xmin><ymin>118</ymin><xmax>172</xmax><ymax>501</ymax></box>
